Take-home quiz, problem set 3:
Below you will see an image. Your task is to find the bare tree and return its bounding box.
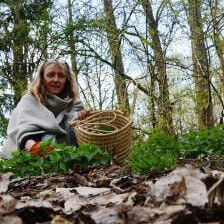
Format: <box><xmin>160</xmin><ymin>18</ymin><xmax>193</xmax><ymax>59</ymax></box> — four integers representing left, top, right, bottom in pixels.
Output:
<box><xmin>209</xmin><ymin>0</ymin><xmax>224</xmax><ymax>84</ymax></box>
<box><xmin>103</xmin><ymin>0</ymin><xmax>130</xmax><ymax>115</ymax></box>
<box><xmin>11</xmin><ymin>1</ymin><xmax>29</xmax><ymax>106</ymax></box>
<box><xmin>141</xmin><ymin>0</ymin><xmax>174</xmax><ymax>134</ymax></box>
<box><xmin>186</xmin><ymin>0</ymin><xmax>214</xmax><ymax>128</ymax></box>
<box><xmin>67</xmin><ymin>0</ymin><xmax>79</xmax><ymax>77</ymax></box>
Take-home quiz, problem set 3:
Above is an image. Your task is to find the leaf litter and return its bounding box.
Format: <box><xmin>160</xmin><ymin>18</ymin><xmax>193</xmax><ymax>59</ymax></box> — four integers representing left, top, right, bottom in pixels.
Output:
<box><xmin>1</xmin><ymin>163</ymin><xmax>224</xmax><ymax>223</ymax></box>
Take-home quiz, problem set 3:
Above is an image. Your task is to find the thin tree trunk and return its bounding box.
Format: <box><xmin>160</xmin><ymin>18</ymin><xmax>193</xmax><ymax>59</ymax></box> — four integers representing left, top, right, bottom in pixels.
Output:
<box><xmin>141</xmin><ymin>0</ymin><xmax>174</xmax><ymax>134</ymax></box>
<box><xmin>103</xmin><ymin>0</ymin><xmax>130</xmax><ymax>115</ymax></box>
<box><xmin>146</xmin><ymin>50</ymin><xmax>156</xmax><ymax>128</ymax></box>
<box><xmin>12</xmin><ymin>1</ymin><xmax>28</xmax><ymax>106</ymax></box>
<box><xmin>67</xmin><ymin>0</ymin><xmax>79</xmax><ymax>77</ymax></box>
<box><xmin>149</xmin><ymin>66</ymin><xmax>157</xmax><ymax>128</ymax></box>
<box><xmin>187</xmin><ymin>0</ymin><xmax>214</xmax><ymax>128</ymax></box>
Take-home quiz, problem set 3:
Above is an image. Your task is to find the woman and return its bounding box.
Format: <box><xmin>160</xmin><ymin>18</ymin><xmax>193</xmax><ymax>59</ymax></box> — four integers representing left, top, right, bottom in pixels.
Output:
<box><xmin>2</xmin><ymin>59</ymin><xmax>89</xmax><ymax>158</ymax></box>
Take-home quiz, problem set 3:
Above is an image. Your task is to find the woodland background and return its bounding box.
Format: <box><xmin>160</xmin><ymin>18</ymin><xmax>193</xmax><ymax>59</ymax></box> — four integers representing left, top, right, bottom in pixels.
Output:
<box><xmin>0</xmin><ymin>0</ymin><xmax>224</xmax><ymax>144</ymax></box>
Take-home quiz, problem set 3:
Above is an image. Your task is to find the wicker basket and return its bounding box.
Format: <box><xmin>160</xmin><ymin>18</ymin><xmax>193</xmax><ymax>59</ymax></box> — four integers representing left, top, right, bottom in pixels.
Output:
<box><xmin>71</xmin><ymin>110</ymin><xmax>133</xmax><ymax>164</ymax></box>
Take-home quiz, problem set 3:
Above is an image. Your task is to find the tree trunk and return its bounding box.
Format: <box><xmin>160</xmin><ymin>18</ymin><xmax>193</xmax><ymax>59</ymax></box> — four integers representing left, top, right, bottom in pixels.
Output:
<box><xmin>209</xmin><ymin>0</ymin><xmax>224</xmax><ymax>84</ymax></box>
<box><xmin>12</xmin><ymin>1</ymin><xmax>29</xmax><ymax>106</ymax></box>
<box><xmin>141</xmin><ymin>0</ymin><xmax>174</xmax><ymax>134</ymax></box>
<box><xmin>103</xmin><ymin>0</ymin><xmax>130</xmax><ymax>115</ymax></box>
<box><xmin>149</xmin><ymin>66</ymin><xmax>157</xmax><ymax>128</ymax></box>
<box><xmin>146</xmin><ymin>43</ymin><xmax>156</xmax><ymax>128</ymax></box>
<box><xmin>187</xmin><ymin>0</ymin><xmax>214</xmax><ymax>128</ymax></box>
<box><xmin>67</xmin><ymin>0</ymin><xmax>79</xmax><ymax>78</ymax></box>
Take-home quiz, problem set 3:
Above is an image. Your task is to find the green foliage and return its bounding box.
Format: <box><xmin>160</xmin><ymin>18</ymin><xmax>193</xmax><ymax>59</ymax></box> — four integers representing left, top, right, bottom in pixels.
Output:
<box><xmin>98</xmin><ymin>124</ymin><xmax>116</xmax><ymax>132</ymax></box>
<box><xmin>2</xmin><ymin>126</ymin><xmax>224</xmax><ymax>178</ymax></box>
<box><xmin>0</xmin><ymin>75</ymin><xmax>11</xmax><ymax>139</ymax></box>
<box><xmin>14</xmin><ymin>24</ymin><xmax>30</xmax><ymax>43</ymax></box>
<box><xmin>129</xmin><ymin>130</ymin><xmax>179</xmax><ymax>174</ymax></box>
<box><xmin>0</xmin><ymin>142</ymin><xmax>111</xmax><ymax>178</ymax></box>
<box><xmin>64</xmin><ymin>17</ymin><xmax>106</xmax><ymax>36</ymax></box>
<box><xmin>130</xmin><ymin>126</ymin><xmax>224</xmax><ymax>174</ymax></box>
<box><xmin>179</xmin><ymin>126</ymin><xmax>224</xmax><ymax>159</ymax></box>
<box><xmin>0</xmin><ymin>114</ymin><xmax>8</xmax><ymax>140</ymax></box>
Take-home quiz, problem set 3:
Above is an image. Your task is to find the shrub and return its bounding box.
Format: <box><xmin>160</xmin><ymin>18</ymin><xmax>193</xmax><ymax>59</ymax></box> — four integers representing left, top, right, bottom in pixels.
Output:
<box><xmin>0</xmin><ymin>142</ymin><xmax>111</xmax><ymax>178</ymax></box>
<box><xmin>179</xmin><ymin>125</ymin><xmax>224</xmax><ymax>159</ymax></box>
<box><xmin>129</xmin><ymin>129</ymin><xmax>179</xmax><ymax>174</ymax></box>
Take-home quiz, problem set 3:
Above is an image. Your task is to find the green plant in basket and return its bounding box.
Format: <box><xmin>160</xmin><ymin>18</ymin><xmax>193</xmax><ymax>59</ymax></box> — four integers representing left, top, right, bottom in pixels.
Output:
<box><xmin>98</xmin><ymin>124</ymin><xmax>116</xmax><ymax>132</ymax></box>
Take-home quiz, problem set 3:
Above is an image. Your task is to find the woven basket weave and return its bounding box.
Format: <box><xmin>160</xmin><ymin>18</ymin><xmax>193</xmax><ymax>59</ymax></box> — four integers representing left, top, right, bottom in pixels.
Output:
<box><xmin>71</xmin><ymin>110</ymin><xmax>133</xmax><ymax>164</ymax></box>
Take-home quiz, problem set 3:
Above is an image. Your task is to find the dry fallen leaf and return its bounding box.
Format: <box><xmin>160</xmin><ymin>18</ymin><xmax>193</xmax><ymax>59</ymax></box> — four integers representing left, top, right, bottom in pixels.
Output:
<box><xmin>50</xmin><ymin>215</ymin><xmax>73</xmax><ymax>224</ymax></box>
<box><xmin>16</xmin><ymin>199</ymin><xmax>54</xmax><ymax>210</ymax></box>
<box><xmin>0</xmin><ymin>215</ymin><xmax>22</xmax><ymax>224</ymax></box>
<box><xmin>0</xmin><ymin>173</ymin><xmax>12</xmax><ymax>193</ymax></box>
<box><xmin>151</xmin><ymin>165</ymin><xmax>208</xmax><ymax>207</ymax></box>
<box><xmin>151</xmin><ymin>174</ymin><xmax>186</xmax><ymax>204</ymax></box>
<box><xmin>64</xmin><ymin>195</ymin><xmax>88</xmax><ymax>214</ymax></box>
<box><xmin>110</xmin><ymin>176</ymin><xmax>139</xmax><ymax>192</ymax></box>
<box><xmin>91</xmin><ymin>206</ymin><xmax>125</xmax><ymax>224</ymax></box>
<box><xmin>185</xmin><ymin>175</ymin><xmax>208</xmax><ymax>206</ymax></box>
<box><xmin>127</xmin><ymin>206</ymin><xmax>156</xmax><ymax>223</ymax></box>
<box><xmin>74</xmin><ymin>186</ymin><xmax>111</xmax><ymax>197</ymax></box>
<box><xmin>0</xmin><ymin>195</ymin><xmax>17</xmax><ymax>215</ymax></box>
<box><xmin>90</xmin><ymin>191</ymin><xmax>130</xmax><ymax>206</ymax></box>
<box><xmin>57</xmin><ymin>186</ymin><xmax>131</xmax><ymax>215</ymax></box>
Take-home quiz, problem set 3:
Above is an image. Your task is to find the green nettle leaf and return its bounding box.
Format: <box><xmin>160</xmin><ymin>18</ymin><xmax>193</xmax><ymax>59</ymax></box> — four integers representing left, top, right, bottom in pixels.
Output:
<box><xmin>129</xmin><ymin>129</ymin><xmax>179</xmax><ymax>174</ymax></box>
<box><xmin>76</xmin><ymin>144</ymin><xmax>100</xmax><ymax>162</ymax></box>
<box><xmin>11</xmin><ymin>150</ymin><xmax>21</xmax><ymax>158</ymax></box>
<box><xmin>179</xmin><ymin>126</ymin><xmax>224</xmax><ymax>158</ymax></box>
<box><xmin>59</xmin><ymin>163</ymin><xmax>67</xmax><ymax>172</ymax></box>
<box><xmin>130</xmin><ymin>126</ymin><xmax>224</xmax><ymax>174</ymax></box>
<box><xmin>0</xmin><ymin>142</ymin><xmax>111</xmax><ymax>178</ymax></box>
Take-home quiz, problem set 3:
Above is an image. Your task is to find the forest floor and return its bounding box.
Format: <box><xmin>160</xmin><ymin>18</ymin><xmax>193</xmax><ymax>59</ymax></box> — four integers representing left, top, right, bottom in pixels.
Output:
<box><xmin>1</xmin><ymin>157</ymin><xmax>224</xmax><ymax>224</ymax></box>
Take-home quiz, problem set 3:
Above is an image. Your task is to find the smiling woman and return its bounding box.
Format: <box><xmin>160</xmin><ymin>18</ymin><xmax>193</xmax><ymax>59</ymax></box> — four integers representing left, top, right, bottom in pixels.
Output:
<box><xmin>1</xmin><ymin>59</ymin><xmax>90</xmax><ymax>159</ymax></box>
<box><xmin>43</xmin><ymin>63</ymin><xmax>67</xmax><ymax>95</ymax></box>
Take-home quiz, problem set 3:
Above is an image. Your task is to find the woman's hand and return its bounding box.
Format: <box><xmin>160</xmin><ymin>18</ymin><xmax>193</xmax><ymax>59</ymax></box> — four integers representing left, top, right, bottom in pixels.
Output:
<box><xmin>29</xmin><ymin>141</ymin><xmax>42</xmax><ymax>156</ymax></box>
<box><xmin>25</xmin><ymin>139</ymin><xmax>55</xmax><ymax>156</ymax></box>
<box><xmin>78</xmin><ymin>110</ymin><xmax>91</xmax><ymax>120</ymax></box>
<box><xmin>25</xmin><ymin>139</ymin><xmax>36</xmax><ymax>151</ymax></box>
<box><xmin>25</xmin><ymin>140</ymin><xmax>42</xmax><ymax>155</ymax></box>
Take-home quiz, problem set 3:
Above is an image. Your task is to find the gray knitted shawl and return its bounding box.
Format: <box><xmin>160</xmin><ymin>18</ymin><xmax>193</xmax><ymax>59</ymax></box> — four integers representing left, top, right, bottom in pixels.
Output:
<box><xmin>2</xmin><ymin>93</ymin><xmax>83</xmax><ymax>159</ymax></box>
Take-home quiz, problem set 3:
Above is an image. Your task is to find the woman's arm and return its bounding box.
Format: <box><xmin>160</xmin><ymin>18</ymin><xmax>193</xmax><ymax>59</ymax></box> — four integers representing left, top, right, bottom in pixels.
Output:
<box><xmin>68</xmin><ymin>99</ymin><xmax>90</xmax><ymax>120</ymax></box>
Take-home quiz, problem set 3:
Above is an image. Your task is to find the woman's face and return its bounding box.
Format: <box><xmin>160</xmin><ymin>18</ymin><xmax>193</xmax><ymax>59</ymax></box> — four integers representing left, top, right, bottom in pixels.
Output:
<box><xmin>43</xmin><ymin>63</ymin><xmax>67</xmax><ymax>95</ymax></box>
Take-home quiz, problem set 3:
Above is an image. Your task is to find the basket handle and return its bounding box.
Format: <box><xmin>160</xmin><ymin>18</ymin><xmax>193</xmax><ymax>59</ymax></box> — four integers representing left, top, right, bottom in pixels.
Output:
<box><xmin>84</xmin><ymin>110</ymin><xmax>117</xmax><ymax>124</ymax></box>
<box><xmin>79</xmin><ymin>122</ymin><xmax>118</xmax><ymax>133</ymax></box>
<box><xmin>70</xmin><ymin>110</ymin><xmax>117</xmax><ymax>127</ymax></box>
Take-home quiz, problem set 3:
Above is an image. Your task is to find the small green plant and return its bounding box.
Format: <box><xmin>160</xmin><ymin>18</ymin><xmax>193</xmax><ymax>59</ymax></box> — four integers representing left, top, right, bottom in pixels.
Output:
<box><xmin>98</xmin><ymin>124</ymin><xmax>116</xmax><ymax>132</ymax></box>
<box><xmin>129</xmin><ymin>129</ymin><xmax>179</xmax><ymax>174</ymax></box>
<box><xmin>0</xmin><ymin>142</ymin><xmax>111</xmax><ymax>178</ymax></box>
<box><xmin>179</xmin><ymin>126</ymin><xmax>224</xmax><ymax>159</ymax></box>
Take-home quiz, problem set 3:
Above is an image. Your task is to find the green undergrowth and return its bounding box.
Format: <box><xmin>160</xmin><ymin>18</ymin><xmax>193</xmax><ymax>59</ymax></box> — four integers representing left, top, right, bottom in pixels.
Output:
<box><xmin>178</xmin><ymin>126</ymin><xmax>224</xmax><ymax>159</ymax></box>
<box><xmin>129</xmin><ymin>130</ymin><xmax>179</xmax><ymax>174</ymax></box>
<box><xmin>0</xmin><ymin>141</ymin><xmax>111</xmax><ymax>178</ymax></box>
<box><xmin>129</xmin><ymin>126</ymin><xmax>224</xmax><ymax>174</ymax></box>
<box><xmin>2</xmin><ymin>126</ymin><xmax>224</xmax><ymax>178</ymax></box>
